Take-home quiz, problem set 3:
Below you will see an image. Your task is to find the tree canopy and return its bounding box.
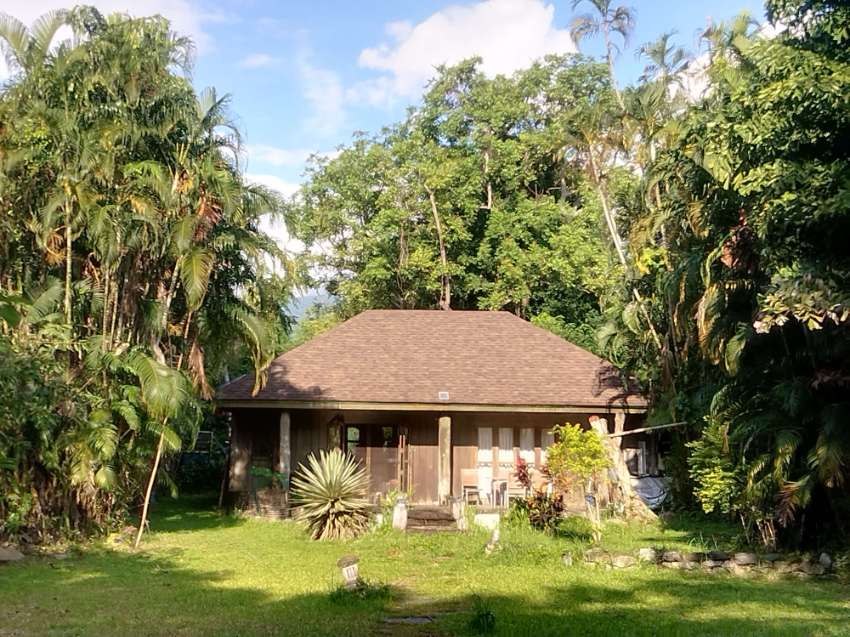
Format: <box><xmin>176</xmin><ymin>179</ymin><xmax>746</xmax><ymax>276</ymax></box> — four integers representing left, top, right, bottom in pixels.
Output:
<box><xmin>0</xmin><ymin>7</ymin><xmax>290</xmax><ymax>541</ymax></box>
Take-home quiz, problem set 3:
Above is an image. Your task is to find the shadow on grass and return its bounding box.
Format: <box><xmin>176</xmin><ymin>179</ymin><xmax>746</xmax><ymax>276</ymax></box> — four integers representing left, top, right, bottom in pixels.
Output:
<box><xmin>654</xmin><ymin>511</ymin><xmax>743</xmax><ymax>549</ymax></box>
<box><xmin>418</xmin><ymin>579</ymin><xmax>850</xmax><ymax>636</ymax></box>
<box><xmin>146</xmin><ymin>493</ymin><xmax>246</xmax><ymax>533</ymax></box>
<box><xmin>0</xmin><ymin>497</ymin><xmax>847</xmax><ymax>637</ymax></box>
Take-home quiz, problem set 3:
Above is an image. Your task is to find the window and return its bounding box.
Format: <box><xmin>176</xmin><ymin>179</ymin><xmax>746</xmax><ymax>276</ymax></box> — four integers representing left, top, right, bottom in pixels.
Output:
<box><xmin>477</xmin><ymin>427</ymin><xmax>493</xmax><ymax>464</ymax></box>
<box><xmin>498</xmin><ymin>427</ymin><xmax>514</xmax><ymax>463</ymax></box>
<box><xmin>379</xmin><ymin>426</ymin><xmax>398</xmax><ymax>448</ymax></box>
<box><xmin>540</xmin><ymin>429</ymin><xmax>555</xmax><ymax>463</ymax></box>
<box><xmin>519</xmin><ymin>428</ymin><xmax>535</xmax><ymax>465</ymax></box>
<box><xmin>346</xmin><ymin>426</ymin><xmax>361</xmax><ymax>454</ymax></box>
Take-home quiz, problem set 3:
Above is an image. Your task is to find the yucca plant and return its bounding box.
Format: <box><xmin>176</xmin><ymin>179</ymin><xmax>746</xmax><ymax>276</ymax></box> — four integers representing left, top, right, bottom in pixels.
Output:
<box><xmin>290</xmin><ymin>449</ymin><xmax>370</xmax><ymax>540</ymax></box>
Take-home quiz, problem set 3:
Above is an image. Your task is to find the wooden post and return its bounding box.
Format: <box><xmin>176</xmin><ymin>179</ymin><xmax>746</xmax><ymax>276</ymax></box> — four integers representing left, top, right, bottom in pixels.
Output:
<box><xmin>229</xmin><ymin>421</ymin><xmax>250</xmax><ymax>492</ymax></box>
<box><xmin>328</xmin><ymin>418</ymin><xmax>341</xmax><ymax>450</ymax></box>
<box><xmin>438</xmin><ymin>415</ymin><xmax>452</xmax><ymax>504</ymax></box>
<box><xmin>278</xmin><ymin>411</ymin><xmax>291</xmax><ymax>485</ymax></box>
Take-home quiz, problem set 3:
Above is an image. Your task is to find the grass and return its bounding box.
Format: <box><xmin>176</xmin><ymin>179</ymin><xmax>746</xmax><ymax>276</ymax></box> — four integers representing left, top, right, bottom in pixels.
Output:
<box><xmin>1</xmin><ymin>496</ymin><xmax>848</xmax><ymax>636</ymax></box>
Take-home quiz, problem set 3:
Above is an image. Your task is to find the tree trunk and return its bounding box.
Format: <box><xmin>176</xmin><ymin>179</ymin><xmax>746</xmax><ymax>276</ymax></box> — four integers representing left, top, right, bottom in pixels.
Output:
<box><xmin>483</xmin><ymin>148</ymin><xmax>493</xmax><ymax>210</ymax></box>
<box><xmin>604</xmin><ymin>27</ymin><xmax>625</xmax><ymax>111</ymax></box>
<box><xmin>588</xmin><ymin>153</ymin><xmax>663</xmax><ymax>351</ymax></box>
<box><xmin>133</xmin><ymin>427</ymin><xmax>165</xmax><ymax>550</ymax></box>
<box><xmin>426</xmin><ymin>187</ymin><xmax>451</xmax><ymax>311</ymax></box>
<box><xmin>64</xmin><ymin>201</ymin><xmax>73</xmax><ymax>324</ymax></box>
<box><xmin>587</xmin><ymin>153</ymin><xmax>627</xmax><ymax>267</ymax></box>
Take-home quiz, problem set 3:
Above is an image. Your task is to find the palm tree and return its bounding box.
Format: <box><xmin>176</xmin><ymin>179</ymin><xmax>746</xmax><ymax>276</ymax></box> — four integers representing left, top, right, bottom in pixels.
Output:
<box><xmin>0</xmin><ymin>10</ymin><xmax>68</xmax><ymax>76</ymax></box>
<box><xmin>637</xmin><ymin>31</ymin><xmax>689</xmax><ymax>88</ymax></box>
<box><xmin>570</xmin><ymin>0</ymin><xmax>636</xmax><ymax>109</ymax></box>
<box><xmin>699</xmin><ymin>12</ymin><xmax>760</xmax><ymax>63</ymax></box>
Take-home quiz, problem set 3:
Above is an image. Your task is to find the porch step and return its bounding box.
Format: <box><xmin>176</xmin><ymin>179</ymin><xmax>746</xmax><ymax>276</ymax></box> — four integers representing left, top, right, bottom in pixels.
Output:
<box><xmin>406</xmin><ymin>506</ymin><xmax>457</xmax><ymax>533</ymax></box>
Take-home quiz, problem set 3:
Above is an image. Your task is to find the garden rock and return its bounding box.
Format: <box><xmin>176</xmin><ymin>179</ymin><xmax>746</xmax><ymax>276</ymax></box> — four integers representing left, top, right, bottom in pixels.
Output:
<box><xmin>612</xmin><ymin>554</ymin><xmax>637</xmax><ymax>568</ymax></box>
<box><xmin>661</xmin><ymin>551</ymin><xmax>681</xmax><ymax>563</ymax></box>
<box><xmin>662</xmin><ymin>561</ymin><xmax>684</xmax><ymax>570</ymax></box>
<box><xmin>707</xmin><ymin>550</ymin><xmax>729</xmax><ymax>561</ymax></box>
<box><xmin>800</xmin><ymin>561</ymin><xmax>826</xmax><ymax>576</ymax></box>
<box><xmin>0</xmin><ymin>546</ymin><xmax>25</xmax><ymax>562</ymax></box>
<box><xmin>584</xmin><ymin>548</ymin><xmax>610</xmax><ymax>564</ymax></box>
<box><xmin>761</xmin><ymin>553</ymin><xmax>782</xmax><ymax>563</ymax></box>
<box><xmin>683</xmin><ymin>552</ymin><xmax>705</xmax><ymax>563</ymax></box>
<box><xmin>637</xmin><ymin>548</ymin><xmax>657</xmax><ymax>562</ymax></box>
<box><xmin>734</xmin><ymin>552</ymin><xmax>758</xmax><ymax>566</ymax></box>
<box><xmin>701</xmin><ymin>560</ymin><xmax>724</xmax><ymax>569</ymax></box>
<box><xmin>819</xmin><ymin>553</ymin><xmax>833</xmax><ymax>570</ymax></box>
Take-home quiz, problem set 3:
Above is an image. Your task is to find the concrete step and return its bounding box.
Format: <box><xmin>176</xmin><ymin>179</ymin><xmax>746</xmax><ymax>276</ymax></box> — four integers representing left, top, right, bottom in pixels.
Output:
<box><xmin>406</xmin><ymin>524</ymin><xmax>457</xmax><ymax>533</ymax></box>
<box><xmin>407</xmin><ymin>507</ymin><xmax>455</xmax><ymax>522</ymax></box>
<box><xmin>406</xmin><ymin>506</ymin><xmax>457</xmax><ymax>533</ymax></box>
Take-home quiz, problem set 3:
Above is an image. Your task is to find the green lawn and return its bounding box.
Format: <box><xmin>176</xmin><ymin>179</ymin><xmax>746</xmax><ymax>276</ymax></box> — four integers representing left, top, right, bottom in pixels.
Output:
<box><xmin>1</xmin><ymin>497</ymin><xmax>848</xmax><ymax>636</ymax></box>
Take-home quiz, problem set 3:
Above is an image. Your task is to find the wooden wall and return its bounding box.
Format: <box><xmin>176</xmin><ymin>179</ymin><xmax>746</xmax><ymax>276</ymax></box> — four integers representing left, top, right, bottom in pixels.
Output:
<box><xmin>227</xmin><ymin>407</ymin><xmax>647</xmax><ymax>502</ymax></box>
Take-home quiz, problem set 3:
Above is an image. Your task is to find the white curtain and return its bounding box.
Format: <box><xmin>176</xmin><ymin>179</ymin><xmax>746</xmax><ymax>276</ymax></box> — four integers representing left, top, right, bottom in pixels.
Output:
<box><xmin>477</xmin><ymin>427</ymin><xmax>492</xmax><ymax>463</ymax></box>
<box><xmin>498</xmin><ymin>427</ymin><xmax>514</xmax><ymax>463</ymax></box>
<box><xmin>519</xmin><ymin>428</ymin><xmax>535</xmax><ymax>465</ymax></box>
<box><xmin>540</xmin><ymin>429</ymin><xmax>555</xmax><ymax>463</ymax></box>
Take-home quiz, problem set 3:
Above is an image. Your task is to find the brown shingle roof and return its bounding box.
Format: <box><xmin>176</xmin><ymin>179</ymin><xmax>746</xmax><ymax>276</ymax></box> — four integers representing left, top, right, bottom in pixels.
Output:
<box><xmin>217</xmin><ymin>310</ymin><xmax>646</xmax><ymax>410</ymax></box>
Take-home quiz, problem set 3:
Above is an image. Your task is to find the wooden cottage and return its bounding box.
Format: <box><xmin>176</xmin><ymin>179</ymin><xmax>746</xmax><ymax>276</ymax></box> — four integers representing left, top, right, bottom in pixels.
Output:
<box><xmin>216</xmin><ymin>310</ymin><xmax>651</xmax><ymax>508</ymax></box>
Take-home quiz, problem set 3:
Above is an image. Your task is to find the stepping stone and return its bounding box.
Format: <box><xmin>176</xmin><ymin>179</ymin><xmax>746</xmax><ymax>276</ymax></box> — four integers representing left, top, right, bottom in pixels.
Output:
<box><xmin>383</xmin><ymin>616</ymin><xmax>434</xmax><ymax>624</ymax></box>
<box><xmin>0</xmin><ymin>546</ymin><xmax>24</xmax><ymax>562</ymax></box>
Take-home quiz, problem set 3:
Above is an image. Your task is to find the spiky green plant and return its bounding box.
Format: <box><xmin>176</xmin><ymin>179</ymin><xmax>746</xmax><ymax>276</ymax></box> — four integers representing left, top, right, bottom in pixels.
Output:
<box><xmin>290</xmin><ymin>449</ymin><xmax>370</xmax><ymax>540</ymax></box>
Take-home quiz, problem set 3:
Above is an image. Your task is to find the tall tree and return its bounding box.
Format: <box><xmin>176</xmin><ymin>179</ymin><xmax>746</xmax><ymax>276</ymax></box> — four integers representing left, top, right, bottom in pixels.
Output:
<box><xmin>0</xmin><ymin>7</ymin><xmax>289</xmax><ymax>543</ymax></box>
<box><xmin>570</xmin><ymin>0</ymin><xmax>636</xmax><ymax>109</ymax></box>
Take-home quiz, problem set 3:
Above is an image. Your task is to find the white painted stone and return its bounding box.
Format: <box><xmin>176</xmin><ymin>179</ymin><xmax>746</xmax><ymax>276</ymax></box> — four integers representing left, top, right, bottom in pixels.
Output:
<box><xmin>392</xmin><ymin>498</ymin><xmax>408</xmax><ymax>530</ymax></box>
<box><xmin>473</xmin><ymin>513</ymin><xmax>501</xmax><ymax>531</ymax></box>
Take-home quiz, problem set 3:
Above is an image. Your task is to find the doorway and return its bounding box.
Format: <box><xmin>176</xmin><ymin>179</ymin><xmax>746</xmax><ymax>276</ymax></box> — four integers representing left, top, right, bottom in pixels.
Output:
<box><xmin>345</xmin><ymin>424</ymin><xmax>406</xmax><ymax>501</ymax></box>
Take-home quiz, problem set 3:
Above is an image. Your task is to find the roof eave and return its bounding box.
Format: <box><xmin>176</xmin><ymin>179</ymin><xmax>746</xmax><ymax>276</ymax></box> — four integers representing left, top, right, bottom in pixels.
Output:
<box><xmin>215</xmin><ymin>398</ymin><xmax>647</xmax><ymax>414</ymax></box>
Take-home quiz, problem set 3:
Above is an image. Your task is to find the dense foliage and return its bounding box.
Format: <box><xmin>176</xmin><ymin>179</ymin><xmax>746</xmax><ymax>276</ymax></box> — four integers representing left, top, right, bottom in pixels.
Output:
<box><xmin>286</xmin><ymin>56</ymin><xmax>619</xmax><ymax>351</ymax></box>
<box><xmin>287</xmin><ymin>1</ymin><xmax>850</xmax><ymax>548</ymax></box>
<box><xmin>1</xmin><ymin>0</ymin><xmax>848</xmax><ymax>551</ymax></box>
<box><xmin>0</xmin><ymin>8</ymin><xmax>288</xmax><ymax>542</ymax></box>
<box><xmin>602</xmin><ymin>0</ymin><xmax>850</xmax><ymax>546</ymax></box>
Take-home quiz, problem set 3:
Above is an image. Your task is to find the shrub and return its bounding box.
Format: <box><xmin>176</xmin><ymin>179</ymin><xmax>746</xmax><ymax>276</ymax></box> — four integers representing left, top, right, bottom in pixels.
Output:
<box><xmin>468</xmin><ymin>595</ymin><xmax>496</xmax><ymax>634</ymax></box>
<box><xmin>508</xmin><ymin>492</ymin><xmax>565</xmax><ymax>534</ymax></box>
<box><xmin>290</xmin><ymin>449</ymin><xmax>370</xmax><ymax>540</ymax></box>
<box><xmin>545</xmin><ymin>423</ymin><xmax>610</xmax><ymax>492</ymax></box>
<box><xmin>555</xmin><ymin>515</ymin><xmax>594</xmax><ymax>541</ymax></box>
<box><xmin>514</xmin><ymin>457</ymin><xmax>532</xmax><ymax>490</ymax></box>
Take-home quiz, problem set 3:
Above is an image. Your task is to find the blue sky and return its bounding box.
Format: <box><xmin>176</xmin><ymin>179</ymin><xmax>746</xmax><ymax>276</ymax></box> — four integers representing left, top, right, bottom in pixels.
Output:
<box><xmin>188</xmin><ymin>0</ymin><xmax>767</xmax><ymax>200</ymax></box>
<box><xmin>3</xmin><ymin>0</ymin><xmax>767</xmax><ymax>244</ymax></box>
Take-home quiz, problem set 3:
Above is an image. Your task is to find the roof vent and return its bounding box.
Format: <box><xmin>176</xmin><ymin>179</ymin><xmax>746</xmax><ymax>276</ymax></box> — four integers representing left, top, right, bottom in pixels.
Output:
<box><xmin>438</xmin><ymin>391</ymin><xmax>450</xmax><ymax>401</ymax></box>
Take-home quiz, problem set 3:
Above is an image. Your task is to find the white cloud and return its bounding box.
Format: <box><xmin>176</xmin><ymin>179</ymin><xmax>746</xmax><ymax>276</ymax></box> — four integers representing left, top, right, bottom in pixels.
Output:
<box><xmin>245</xmin><ymin>144</ymin><xmax>315</xmax><ymax>168</ymax></box>
<box><xmin>238</xmin><ymin>53</ymin><xmax>278</xmax><ymax>69</ymax></box>
<box><xmin>245</xmin><ymin>173</ymin><xmax>300</xmax><ymax>199</ymax></box>
<box><xmin>352</xmin><ymin>0</ymin><xmax>575</xmax><ymax>106</ymax></box>
<box><xmin>0</xmin><ymin>0</ymin><xmax>216</xmax><ymax>79</ymax></box>
<box><xmin>245</xmin><ymin>173</ymin><xmax>304</xmax><ymax>258</ymax></box>
<box><xmin>296</xmin><ymin>50</ymin><xmax>346</xmax><ymax>138</ymax></box>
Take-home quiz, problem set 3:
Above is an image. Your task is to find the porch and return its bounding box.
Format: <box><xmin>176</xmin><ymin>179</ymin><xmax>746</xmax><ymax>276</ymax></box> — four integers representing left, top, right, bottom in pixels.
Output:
<box><xmin>225</xmin><ymin>406</ymin><xmax>646</xmax><ymax>508</ymax></box>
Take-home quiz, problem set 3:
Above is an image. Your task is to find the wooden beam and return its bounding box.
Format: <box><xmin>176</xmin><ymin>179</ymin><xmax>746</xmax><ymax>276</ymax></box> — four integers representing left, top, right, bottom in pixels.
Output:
<box><xmin>607</xmin><ymin>421</ymin><xmax>687</xmax><ymax>438</ymax></box>
<box><xmin>217</xmin><ymin>399</ymin><xmax>646</xmax><ymax>415</ymax></box>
